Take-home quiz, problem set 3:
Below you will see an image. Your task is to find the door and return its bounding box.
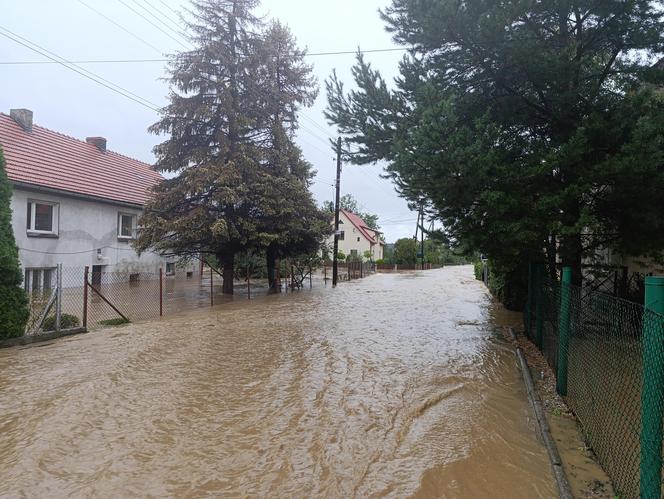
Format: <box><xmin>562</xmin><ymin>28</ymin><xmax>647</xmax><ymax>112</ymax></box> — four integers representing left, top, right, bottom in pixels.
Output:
<box><xmin>91</xmin><ymin>265</ymin><xmax>102</xmax><ymax>287</ymax></box>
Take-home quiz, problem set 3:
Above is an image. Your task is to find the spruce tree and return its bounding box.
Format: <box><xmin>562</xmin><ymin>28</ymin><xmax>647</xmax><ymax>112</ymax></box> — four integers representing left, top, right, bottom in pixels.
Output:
<box><xmin>136</xmin><ymin>1</ymin><xmax>330</xmax><ymax>294</ymax></box>
<box><xmin>137</xmin><ymin>0</ymin><xmax>266</xmax><ymax>294</ymax></box>
<box><xmin>0</xmin><ymin>146</ymin><xmax>29</xmax><ymax>339</ymax></box>
<box><xmin>253</xmin><ymin>21</ymin><xmax>328</xmax><ymax>292</ymax></box>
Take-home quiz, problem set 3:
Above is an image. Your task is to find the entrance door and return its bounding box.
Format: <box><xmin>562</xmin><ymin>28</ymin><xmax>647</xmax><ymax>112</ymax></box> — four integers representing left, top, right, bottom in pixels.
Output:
<box><xmin>91</xmin><ymin>265</ymin><xmax>103</xmax><ymax>287</ymax></box>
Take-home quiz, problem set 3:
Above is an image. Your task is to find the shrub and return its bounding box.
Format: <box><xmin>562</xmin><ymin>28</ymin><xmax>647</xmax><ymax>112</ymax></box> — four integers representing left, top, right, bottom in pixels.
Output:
<box><xmin>43</xmin><ymin>313</ymin><xmax>80</xmax><ymax>332</ymax></box>
<box><xmin>0</xmin><ymin>146</ymin><xmax>29</xmax><ymax>339</ymax></box>
<box><xmin>473</xmin><ymin>260</ymin><xmax>484</xmax><ymax>280</ymax></box>
<box><xmin>375</xmin><ymin>259</ymin><xmax>385</xmax><ymax>266</ymax></box>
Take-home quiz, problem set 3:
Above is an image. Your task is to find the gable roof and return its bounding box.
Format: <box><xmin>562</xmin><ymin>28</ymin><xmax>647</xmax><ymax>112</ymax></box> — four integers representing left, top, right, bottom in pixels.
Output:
<box><xmin>0</xmin><ymin>113</ymin><xmax>162</xmax><ymax>206</ymax></box>
<box><xmin>341</xmin><ymin>209</ymin><xmax>382</xmax><ymax>244</ymax></box>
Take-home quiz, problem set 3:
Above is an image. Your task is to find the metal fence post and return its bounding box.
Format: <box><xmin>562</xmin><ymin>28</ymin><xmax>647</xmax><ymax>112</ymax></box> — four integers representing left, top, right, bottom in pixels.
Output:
<box><xmin>210</xmin><ymin>267</ymin><xmax>213</xmax><ymax>307</ymax></box>
<box><xmin>159</xmin><ymin>267</ymin><xmax>163</xmax><ymax>317</ymax></box>
<box><xmin>55</xmin><ymin>263</ymin><xmax>62</xmax><ymax>331</ymax></box>
<box><xmin>525</xmin><ymin>262</ymin><xmax>534</xmax><ymax>335</ymax></box>
<box><xmin>535</xmin><ymin>263</ymin><xmax>544</xmax><ymax>350</ymax></box>
<box><xmin>640</xmin><ymin>275</ymin><xmax>664</xmax><ymax>499</ymax></box>
<box><xmin>556</xmin><ymin>267</ymin><xmax>572</xmax><ymax>396</ymax></box>
<box><xmin>83</xmin><ymin>266</ymin><xmax>89</xmax><ymax>329</ymax></box>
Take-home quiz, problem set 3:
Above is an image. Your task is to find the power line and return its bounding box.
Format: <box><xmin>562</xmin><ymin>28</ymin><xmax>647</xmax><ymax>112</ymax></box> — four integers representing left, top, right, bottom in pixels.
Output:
<box><xmin>117</xmin><ymin>0</ymin><xmax>191</xmax><ymax>49</ymax></box>
<box><xmin>142</xmin><ymin>0</ymin><xmax>184</xmax><ymax>32</ymax></box>
<box><xmin>130</xmin><ymin>0</ymin><xmax>191</xmax><ymax>46</ymax></box>
<box><xmin>0</xmin><ymin>26</ymin><xmax>160</xmax><ymax>111</ymax></box>
<box><xmin>157</xmin><ymin>0</ymin><xmax>182</xmax><ymax>19</ymax></box>
<box><xmin>76</xmin><ymin>0</ymin><xmax>164</xmax><ymax>55</ymax></box>
<box><xmin>0</xmin><ymin>47</ymin><xmax>410</xmax><ymax>65</ymax></box>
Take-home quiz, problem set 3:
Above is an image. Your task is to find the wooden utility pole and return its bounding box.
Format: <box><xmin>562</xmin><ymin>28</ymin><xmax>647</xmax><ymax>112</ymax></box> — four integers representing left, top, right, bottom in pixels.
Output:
<box><xmin>332</xmin><ymin>137</ymin><xmax>342</xmax><ymax>287</ymax></box>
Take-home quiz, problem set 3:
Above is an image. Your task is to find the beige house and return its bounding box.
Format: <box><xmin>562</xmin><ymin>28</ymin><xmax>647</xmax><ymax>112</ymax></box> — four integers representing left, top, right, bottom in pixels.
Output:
<box><xmin>329</xmin><ymin>209</ymin><xmax>385</xmax><ymax>261</ymax></box>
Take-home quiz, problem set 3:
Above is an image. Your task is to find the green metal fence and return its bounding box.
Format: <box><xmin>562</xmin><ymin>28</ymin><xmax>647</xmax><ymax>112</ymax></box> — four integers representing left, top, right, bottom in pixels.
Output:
<box><xmin>525</xmin><ymin>264</ymin><xmax>664</xmax><ymax>499</ymax></box>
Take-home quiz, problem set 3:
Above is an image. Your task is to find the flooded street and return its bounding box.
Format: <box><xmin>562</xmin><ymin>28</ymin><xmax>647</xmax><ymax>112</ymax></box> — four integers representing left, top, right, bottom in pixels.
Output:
<box><xmin>0</xmin><ymin>266</ymin><xmax>554</xmax><ymax>498</ymax></box>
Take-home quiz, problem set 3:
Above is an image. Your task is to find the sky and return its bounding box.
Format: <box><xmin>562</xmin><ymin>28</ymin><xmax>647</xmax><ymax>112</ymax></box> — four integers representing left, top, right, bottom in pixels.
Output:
<box><xmin>0</xmin><ymin>0</ymin><xmax>419</xmax><ymax>243</ymax></box>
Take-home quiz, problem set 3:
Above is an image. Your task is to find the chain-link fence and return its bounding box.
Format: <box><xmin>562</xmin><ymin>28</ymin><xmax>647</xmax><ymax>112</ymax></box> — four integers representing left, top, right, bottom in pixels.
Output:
<box><xmin>525</xmin><ymin>264</ymin><xmax>664</xmax><ymax>499</ymax></box>
<box><xmin>22</xmin><ymin>261</ymin><xmax>367</xmax><ymax>338</ymax></box>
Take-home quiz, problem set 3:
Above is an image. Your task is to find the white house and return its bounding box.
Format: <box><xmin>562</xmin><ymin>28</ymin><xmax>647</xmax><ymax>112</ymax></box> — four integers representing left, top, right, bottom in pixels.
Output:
<box><xmin>0</xmin><ymin>109</ymin><xmax>178</xmax><ymax>292</ymax></box>
<box><xmin>329</xmin><ymin>209</ymin><xmax>385</xmax><ymax>261</ymax></box>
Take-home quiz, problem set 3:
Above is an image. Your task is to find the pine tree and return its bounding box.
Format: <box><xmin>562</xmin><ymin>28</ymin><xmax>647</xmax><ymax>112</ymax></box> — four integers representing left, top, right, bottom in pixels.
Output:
<box><xmin>0</xmin><ymin>146</ymin><xmax>29</xmax><ymax>339</ymax></box>
<box><xmin>326</xmin><ymin>0</ymin><xmax>664</xmax><ymax>305</ymax></box>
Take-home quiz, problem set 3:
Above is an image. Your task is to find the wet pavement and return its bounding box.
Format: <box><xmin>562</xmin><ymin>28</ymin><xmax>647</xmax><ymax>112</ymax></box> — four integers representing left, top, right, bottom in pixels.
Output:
<box><xmin>0</xmin><ymin>265</ymin><xmax>554</xmax><ymax>497</ymax></box>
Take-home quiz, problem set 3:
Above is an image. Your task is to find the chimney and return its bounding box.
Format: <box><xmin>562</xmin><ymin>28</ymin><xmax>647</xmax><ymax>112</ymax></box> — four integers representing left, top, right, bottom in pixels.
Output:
<box><xmin>86</xmin><ymin>136</ymin><xmax>107</xmax><ymax>152</ymax></box>
<box><xmin>10</xmin><ymin>109</ymin><xmax>33</xmax><ymax>132</ymax></box>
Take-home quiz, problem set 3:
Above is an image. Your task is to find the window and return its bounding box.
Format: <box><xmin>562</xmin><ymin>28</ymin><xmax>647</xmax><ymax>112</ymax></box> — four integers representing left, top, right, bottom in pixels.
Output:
<box><xmin>338</xmin><ymin>230</ymin><xmax>345</xmax><ymax>241</ymax></box>
<box><xmin>357</xmin><ymin>237</ymin><xmax>361</xmax><ymax>242</ymax></box>
<box><xmin>27</xmin><ymin>200</ymin><xmax>58</xmax><ymax>235</ymax></box>
<box><xmin>350</xmin><ymin>249</ymin><xmax>358</xmax><ymax>257</ymax></box>
<box><xmin>24</xmin><ymin>268</ymin><xmax>55</xmax><ymax>294</ymax></box>
<box><xmin>166</xmin><ymin>262</ymin><xmax>175</xmax><ymax>275</ymax></box>
<box><xmin>118</xmin><ymin>213</ymin><xmax>137</xmax><ymax>239</ymax></box>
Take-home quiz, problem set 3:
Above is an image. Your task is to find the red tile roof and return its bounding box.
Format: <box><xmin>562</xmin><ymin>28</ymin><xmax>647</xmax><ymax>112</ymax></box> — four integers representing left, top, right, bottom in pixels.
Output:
<box><xmin>341</xmin><ymin>209</ymin><xmax>382</xmax><ymax>244</ymax></box>
<box><xmin>0</xmin><ymin>113</ymin><xmax>162</xmax><ymax>206</ymax></box>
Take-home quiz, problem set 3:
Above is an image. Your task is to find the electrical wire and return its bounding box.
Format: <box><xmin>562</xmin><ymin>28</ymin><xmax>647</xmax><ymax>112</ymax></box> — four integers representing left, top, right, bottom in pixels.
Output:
<box><xmin>0</xmin><ymin>26</ymin><xmax>161</xmax><ymax>111</ymax></box>
<box><xmin>117</xmin><ymin>0</ymin><xmax>191</xmax><ymax>49</ymax></box>
<box><xmin>76</xmin><ymin>0</ymin><xmax>164</xmax><ymax>55</ymax></box>
<box><xmin>130</xmin><ymin>0</ymin><xmax>191</xmax><ymax>46</ymax></box>
<box><xmin>19</xmin><ymin>245</ymin><xmax>138</xmax><ymax>255</ymax></box>
<box><xmin>0</xmin><ymin>47</ymin><xmax>410</xmax><ymax>65</ymax></box>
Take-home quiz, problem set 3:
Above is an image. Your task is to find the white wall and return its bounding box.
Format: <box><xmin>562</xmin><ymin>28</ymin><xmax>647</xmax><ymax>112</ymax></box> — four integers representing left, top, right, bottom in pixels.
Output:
<box><xmin>11</xmin><ymin>186</ymin><xmax>172</xmax><ymax>272</ymax></box>
<box><xmin>327</xmin><ymin>211</ymin><xmax>383</xmax><ymax>260</ymax></box>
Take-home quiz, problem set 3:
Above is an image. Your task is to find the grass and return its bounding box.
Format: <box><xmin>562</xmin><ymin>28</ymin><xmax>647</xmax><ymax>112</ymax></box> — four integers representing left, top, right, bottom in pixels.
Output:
<box><xmin>98</xmin><ymin>317</ymin><xmax>130</xmax><ymax>326</ymax></box>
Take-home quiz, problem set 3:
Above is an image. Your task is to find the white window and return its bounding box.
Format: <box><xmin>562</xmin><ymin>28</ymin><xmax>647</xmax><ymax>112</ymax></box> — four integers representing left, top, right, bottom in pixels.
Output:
<box><xmin>338</xmin><ymin>230</ymin><xmax>345</xmax><ymax>241</ymax></box>
<box><xmin>118</xmin><ymin>213</ymin><xmax>137</xmax><ymax>239</ymax></box>
<box><xmin>27</xmin><ymin>200</ymin><xmax>58</xmax><ymax>235</ymax></box>
<box><xmin>166</xmin><ymin>262</ymin><xmax>175</xmax><ymax>275</ymax></box>
<box><xmin>24</xmin><ymin>267</ymin><xmax>55</xmax><ymax>294</ymax></box>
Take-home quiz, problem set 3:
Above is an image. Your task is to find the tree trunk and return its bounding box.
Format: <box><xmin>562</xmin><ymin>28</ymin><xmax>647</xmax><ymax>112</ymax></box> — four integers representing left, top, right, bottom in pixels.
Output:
<box><xmin>559</xmin><ymin>232</ymin><xmax>583</xmax><ymax>287</ymax></box>
<box><xmin>266</xmin><ymin>244</ymin><xmax>280</xmax><ymax>294</ymax></box>
<box><xmin>220</xmin><ymin>252</ymin><xmax>235</xmax><ymax>295</ymax></box>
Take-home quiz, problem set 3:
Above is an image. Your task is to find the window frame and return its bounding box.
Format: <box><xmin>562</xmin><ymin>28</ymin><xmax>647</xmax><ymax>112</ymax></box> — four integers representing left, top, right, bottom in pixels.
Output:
<box><xmin>117</xmin><ymin>212</ymin><xmax>137</xmax><ymax>240</ymax></box>
<box><xmin>338</xmin><ymin>230</ymin><xmax>345</xmax><ymax>241</ymax></box>
<box><xmin>26</xmin><ymin>199</ymin><xmax>59</xmax><ymax>236</ymax></box>
<box><xmin>24</xmin><ymin>267</ymin><xmax>56</xmax><ymax>294</ymax></box>
<box><xmin>165</xmin><ymin>262</ymin><xmax>175</xmax><ymax>276</ymax></box>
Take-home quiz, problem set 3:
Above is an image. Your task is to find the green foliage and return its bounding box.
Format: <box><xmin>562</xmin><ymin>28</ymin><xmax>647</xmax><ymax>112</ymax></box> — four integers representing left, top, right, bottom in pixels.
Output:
<box><xmin>393</xmin><ymin>238</ymin><xmax>418</xmax><ymax>266</ymax></box>
<box><xmin>0</xmin><ymin>146</ymin><xmax>29</xmax><ymax>339</ymax></box>
<box><xmin>324</xmin><ymin>193</ymin><xmax>381</xmax><ymax>231</ymax></box>
<box><xmin>337</xmin><ymin>250</ymin><xmax>346</xmax><ymax>261</ymax></box>
<box><xmin>326</xmin><ymin>0</ymin><xmax>664</xmax><ymax>308</ymax></box>
<box><xmin>43</xmin><ymin>313</ymin><xmax>80</xmax><ymax>332</ymax></box>
<box><xmin>375</xmin><ymin>258</ymin><xmax>385</xmax><ymax>266</ymax></box>
<box><xmin>473</xmin><ymin>260</ymin><xmax>483</xmax><ymax>281</ymax></box>
<box><xmin>98</xmin><ymin>318</ymin><xmax>131</xmax><ymax>327</ymax></box>
<box><xmin>136</xmin><ymin>2</ymin><xmax>328</xmax><ymax>295</ymax></box>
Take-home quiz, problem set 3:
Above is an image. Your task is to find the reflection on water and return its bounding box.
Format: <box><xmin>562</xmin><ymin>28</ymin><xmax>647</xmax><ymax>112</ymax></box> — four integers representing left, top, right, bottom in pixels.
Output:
<box><xmin>0</xmin><ymin>266</ymin><xmax>553</xmax><ymax>498</ymax></box>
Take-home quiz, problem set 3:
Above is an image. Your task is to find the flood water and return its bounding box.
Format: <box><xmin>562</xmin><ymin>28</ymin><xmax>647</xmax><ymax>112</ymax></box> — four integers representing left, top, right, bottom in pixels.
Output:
<box><xmin>0</xmin><ymin>266</ymin><xmax>554</xmax><ymax>498</ymax></box>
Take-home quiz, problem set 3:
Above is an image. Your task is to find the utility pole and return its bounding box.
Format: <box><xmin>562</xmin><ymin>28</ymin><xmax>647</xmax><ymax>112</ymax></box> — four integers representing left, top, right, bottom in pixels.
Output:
<box><xmin>419</xmin><ymin>204</ymin><xmax>425</xmax><ymax>270</ymax></box>
<box><xmin>332</xmin><ymin>137</ymin><xmax>342</xmax><ymax>286</ymax></box>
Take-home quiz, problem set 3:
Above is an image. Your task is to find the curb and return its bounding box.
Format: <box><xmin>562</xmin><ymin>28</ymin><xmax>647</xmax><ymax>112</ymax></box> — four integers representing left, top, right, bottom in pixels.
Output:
<box><xmin>0</xmin><ymin>327</ymin><xmax>87</xmax><ymax>349</ymax></box>
<box><xmin>508</xmin><ymin>327</ymin><xmax>573</xmax><ymax>499</ymax></box>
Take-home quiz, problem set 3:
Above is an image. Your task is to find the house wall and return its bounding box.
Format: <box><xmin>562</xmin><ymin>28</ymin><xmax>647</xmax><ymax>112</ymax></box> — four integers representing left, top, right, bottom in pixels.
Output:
<box><xmin>327</xmin><ymin>211</ymin><xmax>383</xmax><ymax>260</ymax></box>
<box><xmin>10</xmin><ymin>186</ymin><xmax>174</xmax><ymax>273</ymax></box>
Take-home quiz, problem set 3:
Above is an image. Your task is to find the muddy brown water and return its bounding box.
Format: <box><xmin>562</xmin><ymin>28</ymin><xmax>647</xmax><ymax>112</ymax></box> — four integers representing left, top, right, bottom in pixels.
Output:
<box><xmin>0</xmin><ymin>266</ymin><xmax>554</xmax><ymax>498</ymax></box>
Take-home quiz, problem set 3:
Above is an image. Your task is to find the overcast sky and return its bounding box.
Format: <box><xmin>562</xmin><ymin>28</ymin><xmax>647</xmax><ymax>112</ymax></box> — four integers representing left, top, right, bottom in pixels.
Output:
<box><xmin>0</xmin><ymin>0</ymin><xmax>418</xmax><ymax>242</ymax></box>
